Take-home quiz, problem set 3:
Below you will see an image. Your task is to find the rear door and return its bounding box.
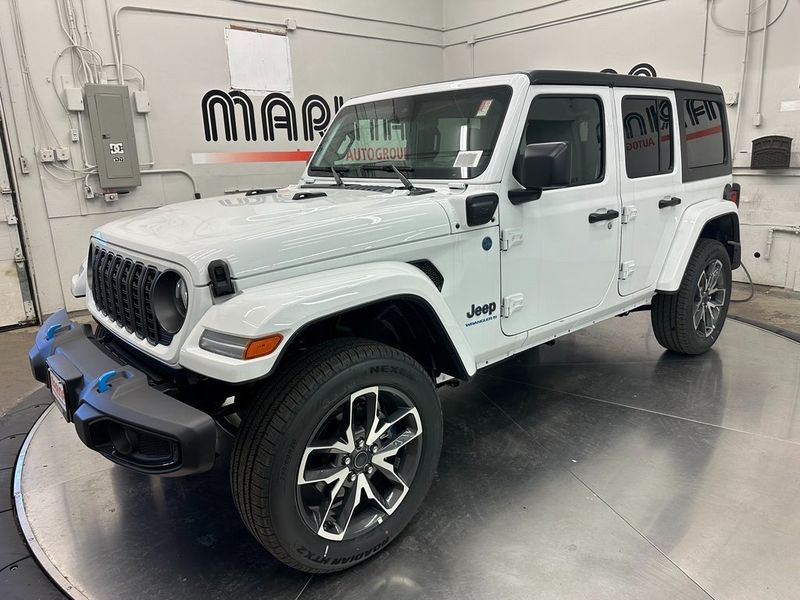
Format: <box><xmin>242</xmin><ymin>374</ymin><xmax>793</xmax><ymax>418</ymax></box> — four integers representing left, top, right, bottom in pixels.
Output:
<box><xmin>500</xmin><ymin>86</ymin><xmax>621</xmax><ymax>336</ymax></box>
<box><xmin>614</xmin><ymin>90</ymin><xmax>682</xmax><ymax>296</ymax></box>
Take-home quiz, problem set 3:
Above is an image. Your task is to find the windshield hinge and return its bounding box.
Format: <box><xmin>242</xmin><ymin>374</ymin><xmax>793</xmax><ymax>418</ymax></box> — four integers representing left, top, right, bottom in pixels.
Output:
<box><xmin>500</xmin><ymin>228</ymin><xmax>523</xmax><ymax>251</ymax></box>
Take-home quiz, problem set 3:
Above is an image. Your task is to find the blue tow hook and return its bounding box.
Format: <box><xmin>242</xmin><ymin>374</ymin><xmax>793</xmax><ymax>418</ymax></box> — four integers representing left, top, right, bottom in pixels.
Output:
<box><xmin>46</xmin><ymin>324</ymin><xmax>66</xmax><ymax>340</ymax></box>
<box><xmin>97</xmin><ymin>370</ymin><xmax>118</xmax><ymax>393</ymax></box>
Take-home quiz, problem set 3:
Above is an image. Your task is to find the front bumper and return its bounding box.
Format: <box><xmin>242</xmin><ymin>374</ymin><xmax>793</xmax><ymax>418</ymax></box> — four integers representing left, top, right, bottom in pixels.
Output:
<box><xmin>29</xmin><ymin>310</ymin><xmax>217</xmax><ymax>476</ymax></box>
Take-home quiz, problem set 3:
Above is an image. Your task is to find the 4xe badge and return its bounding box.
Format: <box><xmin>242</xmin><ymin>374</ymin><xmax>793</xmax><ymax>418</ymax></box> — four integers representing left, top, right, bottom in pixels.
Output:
<box><xmin>465</xmin><ymin>301</ymin><xmax>497</xmax><ymax>327</ymax></box>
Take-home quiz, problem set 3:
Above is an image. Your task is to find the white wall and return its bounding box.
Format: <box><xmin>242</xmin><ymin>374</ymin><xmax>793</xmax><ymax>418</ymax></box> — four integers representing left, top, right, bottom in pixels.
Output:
<box><xmin>0</xmin><ymin>0</ymin><xmax>444</xmax><ymax>314</ymax></box>
<box><xmin>1</xmin><ymin>0</ymin><xmax>798</xmax><ymax>319</ymax></box>
<box><xmin>443</xmin><ymin>0</ymin><xmax>800</xmax><ymax>290</ymax></box>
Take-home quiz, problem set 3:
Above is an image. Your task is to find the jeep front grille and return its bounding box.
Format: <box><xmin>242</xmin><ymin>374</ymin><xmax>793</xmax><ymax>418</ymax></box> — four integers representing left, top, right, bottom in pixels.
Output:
<box><xmin>90</xmin><ymin>246</ymin><xmax>174</xmax><ymax>346</ymax></box>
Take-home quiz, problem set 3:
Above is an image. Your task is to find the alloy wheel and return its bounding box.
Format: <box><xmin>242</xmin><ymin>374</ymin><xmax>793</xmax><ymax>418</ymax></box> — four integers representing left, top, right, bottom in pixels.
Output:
<box><xmin>296</xmin><ymin>385</ymin><xmax>423</xmax><ymax>541</ymax></box>
<box><xmin>693</xmin><ymin>258</ymin><xmax>726</xmax><ymax>338</ymax></box>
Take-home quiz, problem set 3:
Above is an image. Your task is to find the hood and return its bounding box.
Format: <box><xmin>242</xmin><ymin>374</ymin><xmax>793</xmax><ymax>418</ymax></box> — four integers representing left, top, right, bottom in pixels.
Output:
<box><xmin>94</xmin><ymin>186</ymin><xmax>453</xmax><ymax>284</ymax></box>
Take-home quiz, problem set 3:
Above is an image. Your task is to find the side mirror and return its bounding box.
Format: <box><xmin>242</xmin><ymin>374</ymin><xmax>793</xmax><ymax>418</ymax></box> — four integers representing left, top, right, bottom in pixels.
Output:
<box><xmin>519</xmin><ymin>142</ymin><xmax>572</xmax><ymax>190</ymax></box>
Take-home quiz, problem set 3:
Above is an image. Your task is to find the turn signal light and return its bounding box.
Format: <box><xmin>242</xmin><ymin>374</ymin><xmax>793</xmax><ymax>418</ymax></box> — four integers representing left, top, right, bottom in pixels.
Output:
<box><xmin>244</xmin><ymin>334</ymin><xmax>284</xmax><ymax>359</ymax></box>
<box><xmin>200</xmin><ymin>330</ymin><xmax>284</xmax><ymax>360</ymax></box>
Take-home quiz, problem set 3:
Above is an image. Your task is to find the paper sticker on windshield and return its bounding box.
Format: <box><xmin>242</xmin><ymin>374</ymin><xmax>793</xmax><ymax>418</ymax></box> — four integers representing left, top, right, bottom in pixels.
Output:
<box><xmin>453</xmin><ymin>150</ymin><xmax>483</xmax><ymax>168</ymax></box>
<box><xmin>476</xmin><ymin>99</ymin><xmax>493</xmax><ymax>117</ymax></box>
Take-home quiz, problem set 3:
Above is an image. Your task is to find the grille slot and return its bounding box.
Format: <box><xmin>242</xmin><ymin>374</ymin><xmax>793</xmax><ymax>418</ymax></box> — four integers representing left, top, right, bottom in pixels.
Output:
<box><xmin>90</xmin><ymin>246</ymin><xmax>174</xmax><ymax>346</ymax></box>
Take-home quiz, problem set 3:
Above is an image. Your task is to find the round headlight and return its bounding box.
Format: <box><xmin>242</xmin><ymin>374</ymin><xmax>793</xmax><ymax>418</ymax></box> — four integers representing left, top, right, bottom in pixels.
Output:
<box><xmin>152</xmin><ymin>271</ymin><xmax>187</xmax><ymax>334</ymax></box>
<box><xmin>175</xmin><ymin>278</ymin><xmax>188</xmax><ymax>318</ymax></box>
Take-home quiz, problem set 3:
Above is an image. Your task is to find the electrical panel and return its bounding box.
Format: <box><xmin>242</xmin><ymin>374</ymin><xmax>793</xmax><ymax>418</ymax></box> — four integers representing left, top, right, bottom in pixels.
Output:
<box><xmin>84</xmin><ymin>84</ymin><xmax>141</xmax><ymax>191</ymax></box>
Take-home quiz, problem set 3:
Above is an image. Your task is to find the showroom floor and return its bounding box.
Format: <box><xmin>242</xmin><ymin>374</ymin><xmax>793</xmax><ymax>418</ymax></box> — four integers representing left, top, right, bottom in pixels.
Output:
<box><xmin>2</xmin><ymin>302</ymin><xmax>799</xmax><ymax>599</ymax></box>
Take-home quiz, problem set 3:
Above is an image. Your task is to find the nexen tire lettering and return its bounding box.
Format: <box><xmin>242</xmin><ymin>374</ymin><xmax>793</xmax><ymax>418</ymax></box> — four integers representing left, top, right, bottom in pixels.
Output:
<box><xmin>296</xmin><ymin>537</ymin><xmax>390</xmax><ymax>565</ymax></box>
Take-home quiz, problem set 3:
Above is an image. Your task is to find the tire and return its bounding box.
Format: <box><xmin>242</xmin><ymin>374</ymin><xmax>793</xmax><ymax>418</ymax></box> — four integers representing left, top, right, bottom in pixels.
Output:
<box><xmin>651</xmin><ymin>238</ymin><xmax>732</xmax><ymax>354</ymax></box>
<box><xmin>230</xmin><ymin>338</ymin><xmax>442</xmax><ymax>573</ymax></box>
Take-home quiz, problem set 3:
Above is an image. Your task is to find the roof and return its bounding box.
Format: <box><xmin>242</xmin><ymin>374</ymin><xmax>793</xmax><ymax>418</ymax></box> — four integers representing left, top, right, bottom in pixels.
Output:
<box><xmin>525</xmin><ymin>70</ymin><xmax>723</xmax><ymax>95</ymax></box>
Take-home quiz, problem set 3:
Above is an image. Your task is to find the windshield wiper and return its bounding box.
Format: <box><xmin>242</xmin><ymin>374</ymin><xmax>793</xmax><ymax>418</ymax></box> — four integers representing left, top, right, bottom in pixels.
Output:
<box><xmin>361</xmin><ymin>163</ymin><xmax>414</xmax><ymax>173</ymax></box>
<box><xmin>360</xmin><ymin>163</ymin><xmax>434</xmax><ymax>195</ymax></box>
<box><xmin>330</xmin><ymin>166</ymin><xmax>343</xmax><ymax>186</ymax></box>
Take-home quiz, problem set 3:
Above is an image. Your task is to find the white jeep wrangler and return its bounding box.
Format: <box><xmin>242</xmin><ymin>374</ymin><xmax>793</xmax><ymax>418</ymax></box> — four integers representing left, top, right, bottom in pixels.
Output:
<box><xmin>30</xmin><ymin>70</ymin><xmax>741</xmax><ymax>573</ymax></box>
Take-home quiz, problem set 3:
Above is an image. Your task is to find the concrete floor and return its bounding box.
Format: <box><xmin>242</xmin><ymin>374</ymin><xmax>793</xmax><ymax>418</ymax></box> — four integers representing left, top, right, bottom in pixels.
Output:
<box><xmin>0</xmin><ymin>326</ymin><xmax>39</xmax><ymax>416</ymax></box>
<box><xmin>729</xmin><ymin>282</ymin><xmax>800</xmax><ymax>338</ymax></box>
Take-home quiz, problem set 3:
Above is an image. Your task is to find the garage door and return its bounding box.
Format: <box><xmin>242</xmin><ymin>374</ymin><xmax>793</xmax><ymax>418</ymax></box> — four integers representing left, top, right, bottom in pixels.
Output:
<box><xmin>0</xmin><ymin>99</ymin><xmax>35</xmax><ymax>329</ymax></box>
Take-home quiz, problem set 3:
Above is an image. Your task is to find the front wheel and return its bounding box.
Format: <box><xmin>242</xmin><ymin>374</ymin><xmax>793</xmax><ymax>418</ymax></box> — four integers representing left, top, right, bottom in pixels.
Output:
<box><xmin>230</xmin><ymin>339</ymin><xmax>442</xmax><ymax>573</ymax></box>
<box><xmin>651</xmin><ymin>238</ymin><xmax>732</xmax><ymax>354</ymax></box>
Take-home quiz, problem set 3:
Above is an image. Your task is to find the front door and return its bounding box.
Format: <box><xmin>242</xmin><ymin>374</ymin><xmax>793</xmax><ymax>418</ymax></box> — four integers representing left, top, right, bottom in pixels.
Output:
<box><xmin>500</xmin><ymin>86</ymin><xmax>621</xmax><ymax>336</ymax></box>
<box><xmin>614</xmin><ymin>89</ymin><xmax>682</xmax><ymax>295</ymax></box>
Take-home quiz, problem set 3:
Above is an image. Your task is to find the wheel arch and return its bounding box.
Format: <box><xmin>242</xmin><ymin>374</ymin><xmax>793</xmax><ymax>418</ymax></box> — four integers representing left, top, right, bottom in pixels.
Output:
<box><xmin>656</xmin><ymin>200</ymin><xmax>740</xmax><ymax>292</ymax></box>
<box><xmin>699</xmin><ymin>212</ymin><xmax>741</xmax><ymax>269</ymax></box>
<box><xmin>272</xmin><ymin>294</ymin><xmax>472</xmax><ymax>382</ymax></box>
<box><xmin>179</xmin><ymin>262</ymin><xmax>476</xmax><ymax>384</ymax></box>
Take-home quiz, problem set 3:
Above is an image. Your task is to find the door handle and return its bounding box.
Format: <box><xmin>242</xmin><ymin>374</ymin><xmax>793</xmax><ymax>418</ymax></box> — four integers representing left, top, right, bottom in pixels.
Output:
<box><xmin>588</xmin><ymin>209</ymin><xmax>620</xmax><ymax>223</ymax></box>
<box><xmin>658</xmin><ymin>196</ymin><xmax>682</xmax><ymax>209</ymax></box>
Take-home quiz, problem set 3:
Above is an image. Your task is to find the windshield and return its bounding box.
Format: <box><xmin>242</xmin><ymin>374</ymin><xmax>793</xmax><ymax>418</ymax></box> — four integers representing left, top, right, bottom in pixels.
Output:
<box><xmin>308</xmin><ymin>86</ymin><xmax>512</xmax><ymax>180</ymax></box>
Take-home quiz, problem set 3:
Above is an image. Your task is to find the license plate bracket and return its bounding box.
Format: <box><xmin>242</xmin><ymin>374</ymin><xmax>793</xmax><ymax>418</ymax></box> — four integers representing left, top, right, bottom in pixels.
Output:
<box><xmin>49</xmin><ymin>369</ymin><xmax>71</xmax><ymax>422</ymax></box>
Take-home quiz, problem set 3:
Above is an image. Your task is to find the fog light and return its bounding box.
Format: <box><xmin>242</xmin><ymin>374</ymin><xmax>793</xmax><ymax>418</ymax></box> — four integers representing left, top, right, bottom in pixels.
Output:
<box><xmin>108</xmin><ymin>422</ymin><xmax>136</xmax><ymax>456</ymax></box>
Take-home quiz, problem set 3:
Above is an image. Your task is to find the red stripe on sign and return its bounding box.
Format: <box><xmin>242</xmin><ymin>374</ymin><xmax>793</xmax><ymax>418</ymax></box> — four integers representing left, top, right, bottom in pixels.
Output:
<box><xmin>686</xmin><ymin>124</ymin><xmax>722</xmax><ymax>141</ymax></box>
<box><xmin>192</xmin><ymin>151</ymin><xmax>314</xmax><ymax>165</ymax></box>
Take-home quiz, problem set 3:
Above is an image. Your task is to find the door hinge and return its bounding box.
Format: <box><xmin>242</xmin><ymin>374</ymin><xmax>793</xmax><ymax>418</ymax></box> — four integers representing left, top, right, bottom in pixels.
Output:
<box><xmin>621</xmin><ymin>206</ymin><xmax>638</xmax><ymax>224</ymax></box>
<box><xmin>501</xmin><ymin>293</ymin><xmax>524</xmax><ymax>317</ymax></box>
<box><xmin>500</xmin><ymin>228</ymin><xmax>523</xmax><ymax>251</ymax></box>
<box><xmin>619</xmin><ymin>260</ymin><xmax>636</xmax><ymax>280</ymax></box>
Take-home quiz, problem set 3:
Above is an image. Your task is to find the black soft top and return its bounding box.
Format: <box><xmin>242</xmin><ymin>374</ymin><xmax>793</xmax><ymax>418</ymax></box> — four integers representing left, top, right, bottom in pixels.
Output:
<box><xmin>525</xmin><ymin>70</ymin><xmax>723</xmax><ymax>95</ymax></box>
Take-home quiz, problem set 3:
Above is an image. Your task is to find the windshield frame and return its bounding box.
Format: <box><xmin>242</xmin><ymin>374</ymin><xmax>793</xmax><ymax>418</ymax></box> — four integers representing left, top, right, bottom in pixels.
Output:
<box><xmin>306</xmin><ymin>82</ymin><xmax>519</xmax><ymax>184</ymax></box>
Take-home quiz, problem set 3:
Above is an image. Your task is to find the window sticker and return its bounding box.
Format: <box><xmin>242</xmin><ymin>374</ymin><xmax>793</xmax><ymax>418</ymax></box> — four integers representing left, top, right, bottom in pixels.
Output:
<box><xmin>476</xmin><ymin>99</ymin><xmax>493</xmax><ymax>117</ymax></box>
<box><xmin>453</xmin><ymin>150</ymin><xmax>483</xmax><ymax>168</ymax></box>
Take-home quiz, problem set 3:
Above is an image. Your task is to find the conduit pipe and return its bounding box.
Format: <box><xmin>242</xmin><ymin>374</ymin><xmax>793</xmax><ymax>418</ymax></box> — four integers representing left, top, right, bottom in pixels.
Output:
<box><xmin>730</xmin><ymin>0</ymin><xmax>753</xmax><ymax>155</ymax></box>
<box><xmin>754</xmin><ymin>0</ymin><xmax>769</xmax><ymax>124</ymax></box>
<box><xmin>443</xmin><ymin>0</ymin><xmax>668</xmax><ymax>47</ymax></box>
<box><xmin>700</xmin><ymin>0</ymin><xmax>711</xmax><ymax>81</ymax></box>
<box><xmin>108</xmin><ymin>3</ymin><xmax>442</xmax><ymax>85</ymax></box>
<box><xmin>140</xmin><ymin>169</ymin><xmax>200</xmax><ymax>199</ymax></box>
<box><xmin>765</xmin><ymin>226</ymin><xmax>800</xmax><ymax>259</ymax></box>
<box><xmin>230</xmin><ymin>0</ymin><xmax>442</xmax><ymax>32</ymax></box>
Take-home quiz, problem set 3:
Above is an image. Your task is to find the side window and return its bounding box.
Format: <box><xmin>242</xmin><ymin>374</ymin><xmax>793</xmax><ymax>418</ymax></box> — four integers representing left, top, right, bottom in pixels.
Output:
<box><xmin>514</xmin><ymin>96</ymin><xmax>604</xmax><ymax>186</ymax></box>
<box><xmin>682</xmin><ymin>98</ymin><xmax>725</xmax><ymax>168</ymax></box>
<box><xmin>622</xmin><ymin>96</ymin><xmax>673</xmax><ymax>178</ymax></box>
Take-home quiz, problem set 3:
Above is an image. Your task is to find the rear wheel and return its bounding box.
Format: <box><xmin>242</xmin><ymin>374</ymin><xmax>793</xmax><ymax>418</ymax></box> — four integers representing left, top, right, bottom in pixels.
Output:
<box><xmin>651</xmin><ymin>238</ymin><xmax>732</xmax><ymax>354</ymax></box>
<box><xmin>231</xmin><ymin>339</ymin><xmax>442</xmax><ymax>573</ymax></box>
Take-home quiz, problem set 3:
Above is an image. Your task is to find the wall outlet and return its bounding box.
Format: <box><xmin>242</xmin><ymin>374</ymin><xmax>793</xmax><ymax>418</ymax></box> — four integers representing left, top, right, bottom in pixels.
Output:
<box><xmin>38</xmin><ymin>148</ymin><xmax>55</xmax><ymax>163</ymax></box>
<box><xmin>55</xmin><ymin>147</ymin><xmax>70</xmax><ymax>162</ymax></box>
<box><xmin>84</xmin><ymin>183</ymin><xmax>95</xmax><ymax>199</ymax></box>
<box><xmin>70</xmin><ymin>128</ymin><xmax>80</xmax><ymax>142</ymax></box>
